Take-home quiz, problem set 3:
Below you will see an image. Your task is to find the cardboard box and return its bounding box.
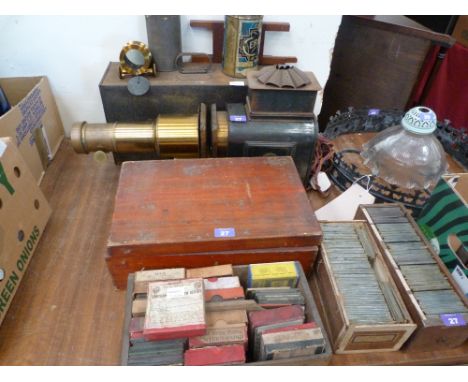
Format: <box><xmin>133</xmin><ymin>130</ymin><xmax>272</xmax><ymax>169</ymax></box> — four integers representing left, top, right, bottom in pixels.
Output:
<box><xmin>0</xmin><ymin>76</ymin><xmax>64</xmax><ymax>183</ymax></box>
<box><xmin>417</xmin><ymin>174</ymin><xmax>468</xmax><ymax>297</ymax></box>
<box><xmin>0</xmin><ymin>137</ymin><xmax>52</xmax><ymax>327</ymax></box>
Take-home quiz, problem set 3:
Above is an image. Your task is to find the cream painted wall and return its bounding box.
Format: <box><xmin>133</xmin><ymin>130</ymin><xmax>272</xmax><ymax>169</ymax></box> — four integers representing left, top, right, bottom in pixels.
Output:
<box><xmin>0</xmin><ymin>15</ymin><xmax>341</xmax><ymax>134</ymax></box>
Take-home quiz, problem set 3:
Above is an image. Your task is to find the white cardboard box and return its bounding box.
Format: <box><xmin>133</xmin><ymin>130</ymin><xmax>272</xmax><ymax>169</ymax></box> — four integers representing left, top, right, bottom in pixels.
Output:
<box><xmin>0</xmin><ymin>76</ymin><xmax>64</xmax><ymax>183</ymax></box>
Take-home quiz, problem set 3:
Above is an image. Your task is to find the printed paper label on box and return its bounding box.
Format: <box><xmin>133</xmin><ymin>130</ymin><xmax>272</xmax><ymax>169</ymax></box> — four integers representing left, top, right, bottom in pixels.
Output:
<box><xmin>214</xmin><ymin>228</ymin><xmax>236</xmax><ymax>238</ymax></box>
<box><xmin>146</xmin><ymin>279</ymin><xmax>205</xmax><ymax>329</ymax></box>
<box><xmin>16</xmin><ymin>88</ymin><xmax>46</xmax><ymax>146</ymax></box>
<box><xmin>166</xmin><ymin>286</ymin><xmax>186</xmax><ymax>298</ymax></box>
<box><xmin>203</xmin><ymin>276</ymin><xmax>240</xmax><ymax>290</ymax></box>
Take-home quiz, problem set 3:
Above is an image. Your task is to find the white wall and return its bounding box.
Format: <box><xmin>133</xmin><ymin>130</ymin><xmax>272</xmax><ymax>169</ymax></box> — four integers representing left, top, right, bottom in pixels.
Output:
<box><xmin>0</xmin><ymin>15</ymin><xmax>341</xmax><ymax>135</ymax></box>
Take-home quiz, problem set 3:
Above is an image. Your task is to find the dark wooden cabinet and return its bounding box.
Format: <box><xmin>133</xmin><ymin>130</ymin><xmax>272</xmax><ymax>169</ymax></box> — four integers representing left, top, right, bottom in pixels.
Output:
<box><xmin>99</xmin><ymin>62</ymin><xmax>247</xmax><ymax>122</ymax></box>
<box><xmin>318</xmin><ymin>16</ymin><xmax>455</xmax><ymax>130</ymax></box>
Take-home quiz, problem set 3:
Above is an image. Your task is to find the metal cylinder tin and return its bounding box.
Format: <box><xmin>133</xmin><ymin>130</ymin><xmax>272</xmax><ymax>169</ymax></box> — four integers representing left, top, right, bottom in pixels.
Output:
<box><xmin>71</xmin><ymin>115</ymin><xmax>200</xmax><ymax>159</ymax></box>
<box><xmin>222</xmin><ymin>15</ymin><xmax>263</xmax><ymax>78</ymax></box>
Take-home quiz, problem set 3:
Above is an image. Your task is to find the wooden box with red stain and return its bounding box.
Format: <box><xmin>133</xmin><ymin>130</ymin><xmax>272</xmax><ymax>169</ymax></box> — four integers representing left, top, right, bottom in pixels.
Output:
<box><xmin>107</xmin><ymin>157</ymin><xmax>322</xmax><ymax>289</ymax></box>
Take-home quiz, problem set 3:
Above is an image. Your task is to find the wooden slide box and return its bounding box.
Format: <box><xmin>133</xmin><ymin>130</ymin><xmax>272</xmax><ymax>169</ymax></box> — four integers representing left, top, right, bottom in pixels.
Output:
<box><xmin>120</xmin><ymin>262</ymin><xmax>333</xmax><ymax>366</ymax></box>
<box><xmin>0</xmin><ymin>76</ymin><xmax>64</xmax><ymax>183</ymax></box>
<box><xmin>356</xmin><ymin>204</ymin><xmax>468</xmax><ymax>352</ymax></box>
<box><xmin>312</xmin><ymin>221</ymin><xmax>417</xmax><ymax>354</ymax></box>
<box><xmin>107</xmin><ymin>157</ymin><xmax>322</xmax><ymax>289</ymax></box>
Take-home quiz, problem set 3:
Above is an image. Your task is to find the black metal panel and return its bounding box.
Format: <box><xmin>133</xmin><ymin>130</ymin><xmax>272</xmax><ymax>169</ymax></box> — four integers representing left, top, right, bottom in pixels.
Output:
<box><xmin>227</xmin><ymin>108</ymin><xmax>318</xmax><ymax>185</ymax></box>
<box><xmin>247</xmin><ymin>89</ymin><xmax>317</xmax><ymax>117</ymax></box>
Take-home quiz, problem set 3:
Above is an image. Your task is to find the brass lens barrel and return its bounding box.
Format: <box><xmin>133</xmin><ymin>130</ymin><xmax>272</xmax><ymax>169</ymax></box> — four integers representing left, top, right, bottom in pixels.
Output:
<box><xmin>209</xmin><ymin>104</ymin><xmax>229</xmax><ymax>158</ymax></box>
<box><xmin>71</xmin><ymin>113</ymin><xmax>200</xmax><ymax>159</ymax></box>
<box><xmin>113</xmin><ymin>122</ymin><xmax>157</xmax><ymax>153</ymax></box>
<box><xmin>157</xmin><ymin>115</ymin><xmax>199</xmax><ymax>158</ymax></box>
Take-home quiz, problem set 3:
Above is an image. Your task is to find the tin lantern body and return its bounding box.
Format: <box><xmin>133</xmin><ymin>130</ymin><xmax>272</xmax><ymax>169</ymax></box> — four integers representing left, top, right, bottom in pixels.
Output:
<box><xmin>223</xmin><ymin>15</ymin><xmax>263</xmax><ymax>78</ymax></box>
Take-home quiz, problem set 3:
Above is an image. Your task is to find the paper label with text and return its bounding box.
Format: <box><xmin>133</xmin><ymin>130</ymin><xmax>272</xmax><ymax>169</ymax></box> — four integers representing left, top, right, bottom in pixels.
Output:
<box><xmin>145</xmin><ymin>278</ymin><xmax>205</xmax><ymax>330</ymax></box>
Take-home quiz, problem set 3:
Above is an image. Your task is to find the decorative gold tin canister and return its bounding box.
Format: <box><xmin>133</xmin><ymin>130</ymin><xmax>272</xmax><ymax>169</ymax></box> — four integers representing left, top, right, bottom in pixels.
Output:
<box><xmin>222</xmin><ymin>15</ymin><xmax>263</xmax><ymax>78</ymax></box>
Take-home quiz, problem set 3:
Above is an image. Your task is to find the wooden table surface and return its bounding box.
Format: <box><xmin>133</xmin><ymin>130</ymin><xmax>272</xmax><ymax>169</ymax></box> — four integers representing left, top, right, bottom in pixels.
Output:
<box><xmin>308</xmin><ymin>132</ymin><xmax>465</xmax><ymax>210</ymax></box>
<box><xmin>0</xmin><ymin>138</ymin><xmax>466</xmax><ymax>365</ymax></box>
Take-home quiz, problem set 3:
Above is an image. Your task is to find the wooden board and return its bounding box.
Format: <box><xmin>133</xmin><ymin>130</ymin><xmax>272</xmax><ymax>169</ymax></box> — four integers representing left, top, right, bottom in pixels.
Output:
<box><xmin>107</xmin><ymin>156</ymin><xmax>322</xmax><ymax>288</ymax></box>
<box><xmin>0</xmin><ymin>142</ymin><xmax>124</xmax><ymax>365</ymax></box>
<box><xmin>121</xmin><ymin>262</ymin><xmax>333</xmax><ymax>366</ymax></box>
